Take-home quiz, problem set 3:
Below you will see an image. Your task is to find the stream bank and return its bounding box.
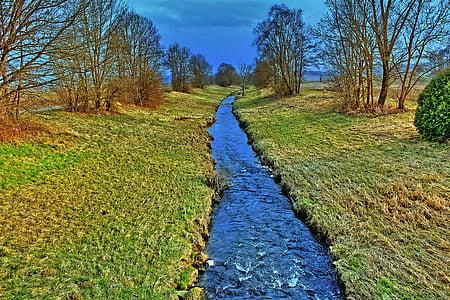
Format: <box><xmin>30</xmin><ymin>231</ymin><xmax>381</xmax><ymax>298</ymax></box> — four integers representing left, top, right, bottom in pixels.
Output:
<box><xmin>200</xmin><ymin>96</ymin><xmax>343</xmax><ymax>299</ymax></box>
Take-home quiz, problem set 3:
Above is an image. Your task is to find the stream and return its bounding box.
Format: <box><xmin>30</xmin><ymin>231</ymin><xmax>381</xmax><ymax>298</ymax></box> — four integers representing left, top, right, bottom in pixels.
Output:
<box><xmin>200</xmin><ymin>96</ymin><xmax>343</xmax><ymax>299</ymax></box>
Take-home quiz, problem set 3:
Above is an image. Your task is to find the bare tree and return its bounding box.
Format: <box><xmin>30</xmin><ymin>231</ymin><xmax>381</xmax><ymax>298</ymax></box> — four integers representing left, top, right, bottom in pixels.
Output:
<box><xmin>215</xmin><ymin>63</ymin><xmax>239</xmax><ymax>87</ymax></box>
<box><xmin>393</xmin><ymin>0</ymin><xmax>450</xmax><ymax>109</ymax></box>
<box><xmin>53</xmin><ymin>0</ymin><xmax>126</xmax><ymax>112</ymax></box>
<box><xmin>254</xmin><ymin>5</ymin><xmax>311</xmax><ymax>96</ymax></box>
<box><xmin>239</xmin><ymin>63</ymin><xmax>253</xmax><ymax>96</ymax></box>
<box><xmin>319</xmin><ymin>0</ymin><xmax>449</xmax><ymax>110</ymax></box>
<box><xmin>114</xmin><ymin>11</ymin><xmax>163</xmax><ymax>105</ymax></box>
<box><xmin>1</xmin><ymin>0</ymin><xmax>165</xmax><ymax>116</ymax></box>
<box><xmin>55</xmin><ymin>3</ymin><xmax>164</xmax><ymax>111</ymax></box>
<box><xmin>189</xmin><ymin>54</ymin><xmax>212</xmax><ymax>89</ymax></box>
<box><xmin>0</xmin><ymin>0</ymin><xmax>76</xmax><ymax>117</ymax></box>
<box><xmin>366</xmin><ymin>0</ymin><xmax>417</xmax><ymax>106</ymax></box>
<box><xmin>80</xmin><ymin>0</ymin><xmax>125</xmax><ymax>111</ymax></box>
<box><xmin>52</xmin><ymin>0</ymin><xmax>90</xmax><ymax>112</ymax></box>
<box><xmin>165</xmin><ymin>43</ymin><xmax>191</xmax><ymax>93</ymax></box>
<box><xmin>318</xmin><ymin>0</ymin><xmax>376</xmax><ymax>107</ymax></box>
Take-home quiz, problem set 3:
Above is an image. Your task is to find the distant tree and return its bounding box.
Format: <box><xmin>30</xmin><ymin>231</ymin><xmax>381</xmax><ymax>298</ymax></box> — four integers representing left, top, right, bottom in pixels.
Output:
<box><xmin>190</xmin><ymin>54</ymin><xmax>212</xmax><ymax>89</ymax></box>
<box><xmin>430</xmin><ymin>46</ymin><xmax>450</xmax><ymax>74</ymax></box>
<box><xmin>215</xmin><ymin>63</ymin><xmax>239</xmax><ymax>87</ymax></box>
<box><xmin>239</xmin><ymin>64</ymin><xmax>254</xmax><ymax>96</ymax></box>
<box><xmin>254</xmin><ymin>4</ymin><xmax>311</xmax><ymax>96</ymax></box>
<box><xmin>165</xmin><ymin>43</ymin><xmax>191</xmax><ymax>93</ymax></box>
<box><xmin>207</xmin><ymin>75</ymin><xmax>216</xmax><ymax>85</ymax></box>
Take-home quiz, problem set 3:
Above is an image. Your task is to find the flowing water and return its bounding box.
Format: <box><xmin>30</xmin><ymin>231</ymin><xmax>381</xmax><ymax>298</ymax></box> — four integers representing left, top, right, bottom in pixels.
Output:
<box><xmin>201</xmin><ymin>96</ymin><xmax>343</xmax><ymax>299</ymax></box>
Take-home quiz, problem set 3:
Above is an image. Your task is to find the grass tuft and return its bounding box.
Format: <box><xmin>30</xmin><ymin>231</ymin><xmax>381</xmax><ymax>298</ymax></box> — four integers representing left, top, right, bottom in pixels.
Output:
<box><xmin>0</xmin><ymin>117</ymin><xmax>52</xmax><ymax>143</ymax></box>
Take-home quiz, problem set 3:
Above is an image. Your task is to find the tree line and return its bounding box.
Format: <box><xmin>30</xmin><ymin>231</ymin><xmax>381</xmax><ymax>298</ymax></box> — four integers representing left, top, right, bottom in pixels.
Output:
<box><xmin>165</xmin><ymin>44</ymin><xmax>246</xmax><ymax>93</ymax></box>
<box><xmin>252</xmin><ymin>1</ymin><xmax>449</xmax><ymax>110</ymax></box>
<box><xmin>0</xmin><ymin>0</ymin><xmax>168</xmax><ymax>117</ymax></box>
<box><xmin>317</xmin><ymin>0</ymin><xmax>449</xmax><ymax>110</ymax></box>
<box><xmin>1</xmin><ymin>0</ymin><xmax>237</xmax><ymax>118</ymax></box>
<box><xmin>2</xmin><ymin>1</ymin><xmax>447</xmax><ymax>118</ymax></box>
<box><xmin>0</xmin><ymin>0</ymin><xmax>248</xmax><ymax>118</ymax></box>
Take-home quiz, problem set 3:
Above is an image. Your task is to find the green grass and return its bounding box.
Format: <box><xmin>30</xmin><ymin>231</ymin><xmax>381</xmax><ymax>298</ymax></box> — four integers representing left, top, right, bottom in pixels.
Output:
<box><xmin>0</xmin><ymin>144</ymin><xmax>91</xmax><ymax>189</ymax></box>
<box><xmin>235</xmin><ymin>88</ymin><xmax>449</xmax><ymax>300</ymax></box>
<box><xmin>0</xmin><ymin>86</ymin><xmax>233</xmax><ymax>299</ymax></box>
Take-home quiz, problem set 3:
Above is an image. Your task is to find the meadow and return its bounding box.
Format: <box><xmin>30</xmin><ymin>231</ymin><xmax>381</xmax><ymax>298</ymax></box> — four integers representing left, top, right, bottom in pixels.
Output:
<box><xmin>234</xmin><ymin>87</ymin><xmax>449</xmax><ymax>299</ymax></box>
<box><xmin>0</xmin><ymin>86</ymin><xmax>232</xmax><ymax>299</ymax></box>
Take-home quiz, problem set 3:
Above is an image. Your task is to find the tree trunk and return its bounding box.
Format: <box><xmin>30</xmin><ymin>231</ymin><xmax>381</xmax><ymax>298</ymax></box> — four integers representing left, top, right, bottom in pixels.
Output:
<box><xmin>14</xmin><ymin>91</ymin><xmax>20</xmax><ymax>119</ymax></box>
<box><xmin>95</xmin><ymin>83</ymin><xmax>103</xmax><ymax>111</ymax></box>
<box><xmin>106</xmin><ymin>96</ymin><xmax>111</xmax><ymax>112</ymax></box>
<box><xmin>74</xmin><ymin>93</ymin><xmax>79</xmax><ymax>112</ymax></box>
<box><xmin>15</xmin><ymin>43</ymin><xmax>24</xmax><ymax>119</ymax></box>
<box><xmin>378</xmin><ymin>65</ymin><xmax>389</xmax><ymax>106</ymax></box>
<box><xmin>398</xmin><ymin>97</ymin><xmax>406</xmax><ymax>110</ymax></box>
<box><xmin>95</xmin><ymin>97</ymin><xmax>101</xmax><ymax>110</ymax></box>
<box><xmin>397</xmin><ymin>88</ymin><xmax>407</xmax><ymax>110</ymax></box>
<box><xmin>68</xmin><ymin>90</ymin><xmax>74</xmax><ymax>112</ymax></box>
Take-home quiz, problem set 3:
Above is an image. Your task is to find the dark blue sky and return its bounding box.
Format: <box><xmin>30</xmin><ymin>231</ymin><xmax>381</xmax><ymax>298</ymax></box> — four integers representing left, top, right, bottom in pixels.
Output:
<box><xmin>126</xmin><ymin>0</ymin><xmax>326</xmax><ymax>70</ymax></box>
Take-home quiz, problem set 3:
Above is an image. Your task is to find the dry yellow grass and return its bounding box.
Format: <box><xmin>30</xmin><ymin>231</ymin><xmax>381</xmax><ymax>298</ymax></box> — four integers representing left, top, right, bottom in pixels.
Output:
<box><xmin>0</xmin><ymin>117</ymin><xmax>53</xmax><ymax>143</ymax></box>
<box><xmin>0</xmin><ymin>86</ymin><xmax>233</xmax><ymax>299</ymax></box>
<box><xmin>235</xmin><ymin>88</ymin><xmax>449</xmax><ymax>299</ymax></box>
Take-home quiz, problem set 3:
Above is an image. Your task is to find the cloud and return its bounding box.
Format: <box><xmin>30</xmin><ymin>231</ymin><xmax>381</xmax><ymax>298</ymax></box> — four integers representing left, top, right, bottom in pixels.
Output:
<box><xmin>130</xmin><ymin>0</ymin><xmax>267</xmax><ymax>29</ymax></box>
<box><xmin>126</xmin><ymin>0</ymin><xmax>327</xmax><ymax>67</ymax></box>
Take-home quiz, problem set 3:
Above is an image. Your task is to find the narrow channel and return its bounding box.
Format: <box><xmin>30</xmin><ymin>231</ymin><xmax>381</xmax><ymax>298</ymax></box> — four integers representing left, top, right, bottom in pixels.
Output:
<box><xmin>201</xmin><ymin>96</ymin><xmax>343</xmax><ymax>299</ymax></box>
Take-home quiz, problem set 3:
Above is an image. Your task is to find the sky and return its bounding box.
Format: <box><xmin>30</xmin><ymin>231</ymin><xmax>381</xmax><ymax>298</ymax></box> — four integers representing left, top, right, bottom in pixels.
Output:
<box><xmin>126</xmin><ymin>0</ymin><xmax>327</xmax><ymax>71</ymax></box>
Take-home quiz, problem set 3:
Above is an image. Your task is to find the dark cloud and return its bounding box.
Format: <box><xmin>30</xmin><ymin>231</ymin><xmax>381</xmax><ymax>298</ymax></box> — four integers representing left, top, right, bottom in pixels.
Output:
<box><xmin>129</xmin><ymin>0</ymin><xmax>269</xmax><ymax>28</ymax></box>
<box><xmin>126</xmin><ymin>0</ymin><xmax>326</xmax><ymax>68</ymax></box>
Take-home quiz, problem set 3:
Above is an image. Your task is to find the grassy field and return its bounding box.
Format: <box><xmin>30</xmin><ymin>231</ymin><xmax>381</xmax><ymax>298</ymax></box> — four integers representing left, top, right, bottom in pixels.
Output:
<box><xmin>235</xmin><ymin>87</ymin><xmax>449</xmax><ymax>299</ymax></box>
<box><xmin>0</xmin><ymin>86</ymin><xmax>232</xmax><ymax>299</ymax></box>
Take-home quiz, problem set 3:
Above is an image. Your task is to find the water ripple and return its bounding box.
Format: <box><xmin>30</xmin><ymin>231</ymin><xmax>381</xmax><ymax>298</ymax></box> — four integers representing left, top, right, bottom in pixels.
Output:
<box><xmin>201</xmin><ymin>96</ymin><xmax>343</xmax><ymax>299</ymax></box>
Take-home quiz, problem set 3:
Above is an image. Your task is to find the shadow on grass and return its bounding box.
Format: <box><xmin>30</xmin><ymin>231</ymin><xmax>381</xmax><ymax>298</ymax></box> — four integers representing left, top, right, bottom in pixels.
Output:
<box><xmin>236</xmin><ymin>94</ymin><xmax>274</xmax><ymax>110</ymax></box>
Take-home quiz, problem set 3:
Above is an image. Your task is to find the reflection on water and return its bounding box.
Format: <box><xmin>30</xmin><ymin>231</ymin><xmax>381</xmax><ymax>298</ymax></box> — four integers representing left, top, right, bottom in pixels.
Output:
<box><xmin>201</xmin><ymin>97</ymin><xmax>343</xmax><ymax>299</ymax></box>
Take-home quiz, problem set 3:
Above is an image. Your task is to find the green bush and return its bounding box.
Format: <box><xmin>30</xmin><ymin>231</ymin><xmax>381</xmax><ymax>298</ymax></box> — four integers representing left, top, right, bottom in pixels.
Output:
<box><xmin>415</xmin><ymin>69</ymin><xmax>450</xmax><ymax>142</ymax></box>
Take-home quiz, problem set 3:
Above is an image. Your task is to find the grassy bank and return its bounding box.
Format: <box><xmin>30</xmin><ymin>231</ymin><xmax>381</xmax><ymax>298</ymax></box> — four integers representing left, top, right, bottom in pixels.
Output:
<box><xmin>0</xmin><ymin>86</ymin><xmax>232</xmax><ymax>299</ymax></box>
<box><xmin>234</xmin><ymin>88</ymin><xmax>449</xmax><ymax>299</ymax></box>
